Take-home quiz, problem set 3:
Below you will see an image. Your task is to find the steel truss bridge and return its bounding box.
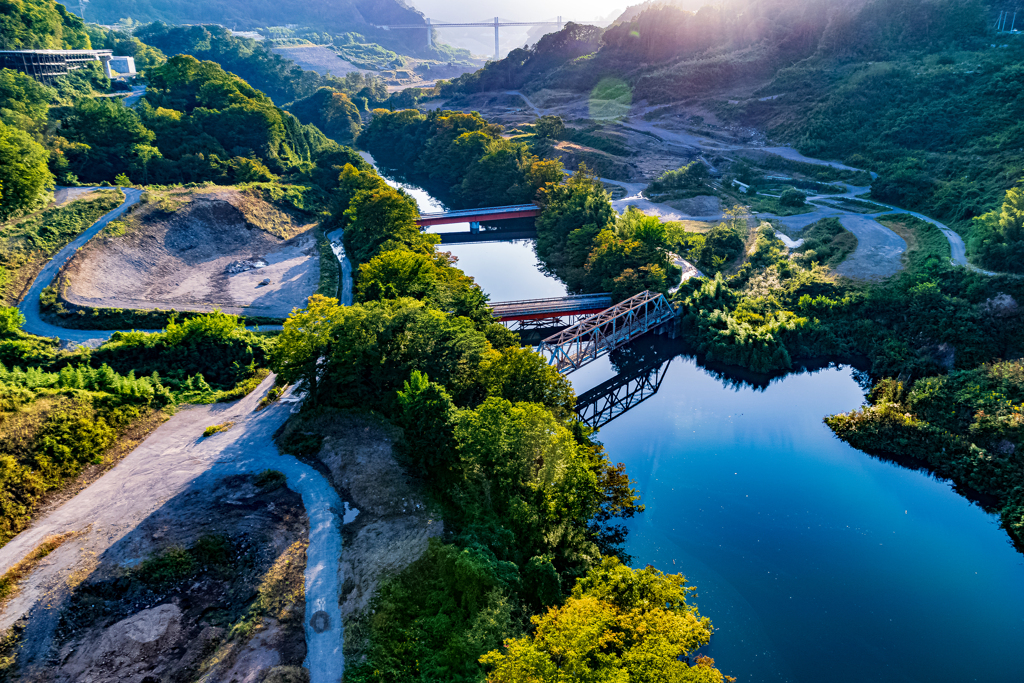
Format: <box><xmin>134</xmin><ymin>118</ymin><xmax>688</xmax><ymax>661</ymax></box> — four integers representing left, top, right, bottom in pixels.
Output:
<box><xmin>536</xmin><ymin>291</ymin><xmax>677</xmax><ymax>374</ymax></box>
<box><xmin>575</xmin><ymin>357</ymin><xmax>673</xmax><ymax>429</ymax></box>
<box><xmin>490</xmin><ymin>293</ymin><xmax>612</xmax><ymax>330</ymax></box>
<box><xmin>377</xmin><ymin>17</ymin><xmax>567</xmax><ymax>60</ymax></box>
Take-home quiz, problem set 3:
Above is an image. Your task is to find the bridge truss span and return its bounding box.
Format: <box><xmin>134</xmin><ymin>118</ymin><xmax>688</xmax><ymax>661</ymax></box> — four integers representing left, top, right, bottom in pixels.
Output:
<box><xmin>537</xmin><ymin>291</ymin><xmax>677</xmax><ymax>374</ymax></box>
<box><xmin>575</xmin><ymin>359</ymin><xmax>672</xmax><ymax>429</ymax></box>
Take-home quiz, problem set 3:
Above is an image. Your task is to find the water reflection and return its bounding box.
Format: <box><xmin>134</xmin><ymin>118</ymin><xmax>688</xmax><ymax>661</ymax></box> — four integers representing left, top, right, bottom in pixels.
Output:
<box><xmin>574</xmin><ymin>355</ymin><xmax>1024</xmax><ymax>683</ymax></box>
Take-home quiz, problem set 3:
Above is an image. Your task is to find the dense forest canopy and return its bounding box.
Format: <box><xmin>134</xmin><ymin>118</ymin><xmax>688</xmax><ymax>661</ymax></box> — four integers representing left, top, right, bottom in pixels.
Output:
<box><xmin>0</xmin><ymin>0</ymin><xmax>91</xmax><ymax>50</ymax></box>
<box><xmin>77</xmin><ymin>0</ymin><xmax>441</xmax><ymax>55</ymax></box>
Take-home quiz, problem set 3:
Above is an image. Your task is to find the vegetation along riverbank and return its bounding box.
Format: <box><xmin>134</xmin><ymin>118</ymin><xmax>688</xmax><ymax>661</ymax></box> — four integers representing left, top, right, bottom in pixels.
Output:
<box><xmin>1</xmin><ymin>0</ymin><xmax>1024</xmax><ymax>679</ymax></box>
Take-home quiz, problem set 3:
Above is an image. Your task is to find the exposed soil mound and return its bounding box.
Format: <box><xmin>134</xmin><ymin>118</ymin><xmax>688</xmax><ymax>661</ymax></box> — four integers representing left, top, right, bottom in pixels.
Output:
<box><xmin>61</xmin><ymin>189</ymin><xmax>319</xmax><ymax>318</ymax></box>
<box><xmin>665</xmin><ymin>195</ymin><xmax>723</xmax><ymax>216</ymax></box>
<box><xmin>10</xmin><ymin>471</ymin><xmax>309</xmax><ymax>683</ymax></box>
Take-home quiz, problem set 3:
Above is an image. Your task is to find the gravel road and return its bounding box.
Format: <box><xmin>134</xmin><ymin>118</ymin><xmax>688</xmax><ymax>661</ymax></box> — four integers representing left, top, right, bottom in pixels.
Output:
<box><xmin>17</xmin><ymin>187</ymin><xmax>147</xmax><ymax>344</ymax></box>
<box><xmin>0</xmin><ymin>376</ymin><xmax>345</xmax><ymax>683</ymax></box>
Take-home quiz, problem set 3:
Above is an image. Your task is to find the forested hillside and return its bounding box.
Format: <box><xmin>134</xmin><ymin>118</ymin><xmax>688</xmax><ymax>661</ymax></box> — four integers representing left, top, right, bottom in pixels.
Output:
<box><xmin>441</xmin><ymin>0</ymin><xmax>1024</xmax><ymax>271</ymax></box>
<box><xmin>79</xmin><ymin>0</ymin><xmax>434</xmax><ymax>55</ymax></box>
<box><xmin>0</xmin><ymin>0</ymin><xmax>91</xmax><ymax>50</ymax></box>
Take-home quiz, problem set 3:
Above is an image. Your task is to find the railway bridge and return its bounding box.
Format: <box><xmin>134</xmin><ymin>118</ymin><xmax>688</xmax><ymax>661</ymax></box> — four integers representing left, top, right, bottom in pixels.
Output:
<box><xmin>491</xmin><ymin>290</ymin><xmax>677</xmax><ymax>374</ymax></box>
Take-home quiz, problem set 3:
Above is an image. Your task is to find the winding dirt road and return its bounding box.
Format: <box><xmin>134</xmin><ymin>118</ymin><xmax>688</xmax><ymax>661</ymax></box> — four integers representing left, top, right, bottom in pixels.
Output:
<box><xmin>8</xmin><ymin>190</ymin><xmax>348</xmax><ymax>680</ymax></box>
<box><xmin>0</xmin><ymin>376</ymin><xmax>345</xmax><ymax>683</ymax></box>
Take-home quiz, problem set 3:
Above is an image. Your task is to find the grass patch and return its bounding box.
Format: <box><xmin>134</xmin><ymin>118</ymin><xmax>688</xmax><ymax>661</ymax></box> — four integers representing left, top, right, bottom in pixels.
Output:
<box><xmin>814</xmin><ymin>197</ymin><xmax>889</xmax><ymax>214</ymax></box>
<box><xmin>0</xmin><ymin>531</ymin><xmax>81</xmax><ymax>608</ymax></box>
<box><xmin>787</xmin><ymin>217</ymin><xmax>859</xmax><ymax>268</ymax></box>
<box><xmin>39</xmin><ymin>290</ymin><xmax>283</xmax><ymax>330</ymax></box>
<box><xmin>675</xmin><ymin>220</ymin><xmax>718</xmax><ymax>234</ymax></box>
<box><xmin>254</xmin><ymin>469</ymin><xmax>286</xmax><ymax>491</ymax></box>
<box><xmin>316</xmin><ymin>226</ymin><xmax>341</xmax><ymax>299</ymax></box>
<box><xmin>0</xmin><ymin>190</ymin><xmax>124</xmax><ymax>305</ymax></box>
<box><xmin>877</xmin><ymin>214</ymin><xmax>951</xmax><ymax>272</ymax></box>
<box><xmin>256</xmin><ymin>383</ymin><xmax>286</xmax><ymax>412</ymax></box>
<box><xmin>214</xmin><ymin>368</ymin><xmax>271</xmax><ymax>404</ymax></box>
<box><xmin>748</xmin><ymin>195</ymin><xmax>816</xmax><ymax>216</ymax></box>
<box><xmin>203</xmin><ymin>422</ymin><xmax>235</xmax><ymax>437</ymax></box>
<box><xmin>0</xmin><ymin>624</ymin><xmax>20</xmax><ymax>680</ymax></box>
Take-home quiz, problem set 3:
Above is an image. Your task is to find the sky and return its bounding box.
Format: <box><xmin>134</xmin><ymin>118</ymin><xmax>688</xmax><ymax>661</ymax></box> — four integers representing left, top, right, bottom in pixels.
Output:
<box><xmin>405</xmin><ymin>0</ymin><xmax>627</xmax><ymax>25</ymax></box>
<box><xmin>405</xmin><ymin>0</ymin><xmax>629</xmax><ymax>58</ymax></box>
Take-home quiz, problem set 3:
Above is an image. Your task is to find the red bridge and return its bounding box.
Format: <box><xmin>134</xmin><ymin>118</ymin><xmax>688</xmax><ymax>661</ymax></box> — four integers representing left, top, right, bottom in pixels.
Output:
<box><xmin>418</xmin><ymin>204</ymin><xmax>540</xmax><ymax>233</ymax></box>
<box><xmin>490</xmin><ymin>294</ymin><xmax>613</xmax><ymax>330</ymax></box>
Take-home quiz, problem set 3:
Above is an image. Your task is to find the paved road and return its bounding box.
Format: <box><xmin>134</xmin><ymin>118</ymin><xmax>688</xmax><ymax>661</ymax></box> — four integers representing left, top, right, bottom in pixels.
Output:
<box><xmin>0</xmin><ymin>376</ymin><xmax>345</xmax><ymax>683</ymax></box>
<box><xmin>14</xmin><ymin>188</ymin><xmax>302</xmax><ymax>345</ymax></box>
<box><xmin>17</xmin><ymin>187</ymin><xmax>146</xmax><ymax>344</ymax></box>
<box><xmin>51</xmin><ymin>185</ymin><xmax>98</xmax><ymax>207</ymax></box>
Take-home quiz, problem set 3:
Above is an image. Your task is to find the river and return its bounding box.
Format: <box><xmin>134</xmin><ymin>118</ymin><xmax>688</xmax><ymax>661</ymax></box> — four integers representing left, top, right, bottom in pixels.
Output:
<box><xmin>369</xmin><ymin>157</ymin><xmax>1024</xmax><ymax>683</ymax></box>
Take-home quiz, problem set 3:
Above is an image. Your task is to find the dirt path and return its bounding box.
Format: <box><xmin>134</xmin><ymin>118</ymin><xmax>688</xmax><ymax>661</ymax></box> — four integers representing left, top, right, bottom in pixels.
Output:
<box><xmin>505</xmin><ymin>90</ymin><xmax>543</xmax><ymax>117</ymax></box>
<box><xmin>17</xmin><ymin>188</ymin><xmax>147</xmax><ymax>344</ymax></box>
<box><xmin>51</xmin><ymin>186</ymin><xmax>98</xmax><ymax>207</ymax></box>
<box><xmin>326</xmin><ymin>227</ymin><xmax>355</xmax><ymax>306</ymax></box>
<box><xmin>0</xmin><ymin>376</ymin><xmax>345</xmax><ymax>683</ymax></box>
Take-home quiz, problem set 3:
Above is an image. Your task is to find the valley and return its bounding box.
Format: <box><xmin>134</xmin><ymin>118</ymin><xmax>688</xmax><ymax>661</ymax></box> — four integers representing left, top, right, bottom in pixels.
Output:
<box><xmin>1</xmin><ymin>1</ymin><xmax>1023</xmax><ymax>682</ymax></box>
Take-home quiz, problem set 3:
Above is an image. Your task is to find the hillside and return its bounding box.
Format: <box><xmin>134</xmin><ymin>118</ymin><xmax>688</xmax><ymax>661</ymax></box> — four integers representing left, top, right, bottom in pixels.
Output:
<box><xmin>81</xmin><ymin>0</ymin><xmax>432</xmax><ymax>55</ymax></box>
<box><xmin>440</xmin><ymin>0</ymin><xmax>1016</xmax><ymax>240</ymax></box>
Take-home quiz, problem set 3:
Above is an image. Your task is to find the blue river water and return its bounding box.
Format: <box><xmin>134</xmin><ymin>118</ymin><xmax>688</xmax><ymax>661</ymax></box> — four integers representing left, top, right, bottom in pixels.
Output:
<box><xmin>571</xmin><ymin>356</ymin><xmax>1024</xmax><ymax>683</ymax></box>
<box><xmin>375</xmin><ymin>158</ymin><xmax>1024</xmax><ymax>683</ymax></box>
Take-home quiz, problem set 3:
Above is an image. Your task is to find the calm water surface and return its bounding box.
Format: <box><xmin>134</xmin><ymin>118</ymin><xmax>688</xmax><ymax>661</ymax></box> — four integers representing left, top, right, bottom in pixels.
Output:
<box><xmin>571</xmin><ymin>356</ymin><xmax>1024</xmax><ymax>683</ymax></box>
<box><xmin>366</xmin><ymin>153</ymin><xmax>566</xmax><ymax>301</ymax></box>
<box><xmin>371</xmin><ymin>158</ymin><xmax>1024</xmax><ymax>682</ymax></box>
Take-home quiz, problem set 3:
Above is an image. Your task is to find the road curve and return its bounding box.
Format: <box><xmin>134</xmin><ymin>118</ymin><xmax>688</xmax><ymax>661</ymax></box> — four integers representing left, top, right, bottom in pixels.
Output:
<box><xmin>0</xmin><ymin>376</ymin><xmax>345</xmax><ymax>682</ymax></box>
<box><xmin>17</xmin><ymin>187</ymin><xmax>147</xmax><ymax>344</ymax></box>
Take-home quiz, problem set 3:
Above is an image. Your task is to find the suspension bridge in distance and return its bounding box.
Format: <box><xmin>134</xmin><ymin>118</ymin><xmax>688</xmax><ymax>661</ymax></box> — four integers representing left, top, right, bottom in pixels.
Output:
<box><xmin>377</xmin><ymin>17</ymin><xmax>567</xmax><ymax>60</ymax></box>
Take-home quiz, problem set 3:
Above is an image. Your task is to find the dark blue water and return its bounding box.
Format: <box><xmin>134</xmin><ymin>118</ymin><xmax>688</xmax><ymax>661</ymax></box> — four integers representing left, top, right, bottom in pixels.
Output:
<box><xmin>372</xmin><ymin>159</ymin><xmax>1024</xmax><ymax>682</ymax></box>
<box><xmin>570</xmin><ymin>355</ymin><xmax>1024</xmax><ymax>683</ymax></box>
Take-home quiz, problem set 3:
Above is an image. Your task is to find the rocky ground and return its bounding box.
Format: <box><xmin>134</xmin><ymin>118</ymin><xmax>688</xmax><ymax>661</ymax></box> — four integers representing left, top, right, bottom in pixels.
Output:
<box><xmin>2</xmin><ymin>469</ymin><xmax>309</xmax><ymax>683</ymax></box>
<box><xmin>60</xmin><ymin>188</ymin><xmax>319</xmax><ymax>319</ymax></box>
<box><xmin>277</xmin><ymin>411</ymin><xmax>442</xmax><ymax>668</ymax></box>
<box><xmin>0</xmin><ymin>377</ymin><xmax>344</xmax><ymax>683</ymax></box>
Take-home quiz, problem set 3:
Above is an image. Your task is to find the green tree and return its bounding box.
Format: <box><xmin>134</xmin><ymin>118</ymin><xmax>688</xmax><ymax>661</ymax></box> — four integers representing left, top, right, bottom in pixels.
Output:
<box><xmin>270</xmin><ymin>294</ymin><xmax>344</xmax><ymax>406</ymax></box>
<box><xmin>479</xmin><ymin>346</ymin><xmax>575</xmax><ymax>419</ymax></box>
<box><xmin>287</xmin><ymin>87</ymin><xmax>362</xmax><ymax>144</ymax></box>
<box><xmin>0</xmin><ymin>0</ymin><xmax>91</xmax><ymax>50</ymax></box>
<box><xmin>58</xmin><ymin>98</ymin><xmax>155</xmax><ymax>182</ymax></box>
<box><xmin>0</xmin><ymin>306</ymin><xmax>25</xmax><ymax>336</ymax></box>
<box><xmin>0</xmin><ymin>121</ymin><xmax>53</xmax><ymax>220</ymax></box>
<box><xmin>0</xmin><ymin>68</ymin><xmax>55</xmax><ymax>132</ymax></box>
<box><xmin>779</xmin><ymin>187</ymin><xmax>807</xmax><ymax>207</ymax></box>
<box><xmin>481</xmin><ymin>557</ymin><xmax>727</xmax><ymax>683</ymax></box>
<box><xmin>343</xmin><ymin>185</ymin><xmax>433</xmax><ymax>264</ymax></box>
<box><xmin>311</xmin><ymin>297</ymin><xmax>490</xmax><ymax>409</ymax></box>
<box><xmin>356</xmin><ymin>248</ymin><xmax>490</xmax><ymax>322</ymax></box>
<box><xmin>535</xmin><ymin>165</ymin><xmax>615</xmax><ymax>288</ymax></box>
<box><xmin>647</xmin><ymin>160</ymin><xmax>709</xmax><ymax>196</ymax></box>
<box><xmin>395</xmin><ymin>370</ymin><xmax>458</xmax><ymax>477</ymax></box>
<box><xmin>533</xmin><ymin>115</ymin><xmax>566</xmax><ymax>139</ymax></box>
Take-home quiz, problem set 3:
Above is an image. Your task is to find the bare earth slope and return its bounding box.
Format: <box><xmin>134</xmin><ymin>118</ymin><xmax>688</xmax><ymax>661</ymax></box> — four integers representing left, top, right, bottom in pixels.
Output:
<box><xmin>62</xmin><ymin>189</ymin><xmax>319</xmax><ymax>318</ymax></box>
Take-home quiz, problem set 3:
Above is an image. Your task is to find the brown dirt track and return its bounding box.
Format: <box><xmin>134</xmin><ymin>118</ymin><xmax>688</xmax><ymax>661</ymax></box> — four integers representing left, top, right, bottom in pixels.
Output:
<box><xmin>61</xmin><ymin>188</ymin><xmax>320</xmax><ymax>318</ymax></box>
